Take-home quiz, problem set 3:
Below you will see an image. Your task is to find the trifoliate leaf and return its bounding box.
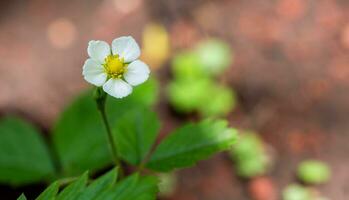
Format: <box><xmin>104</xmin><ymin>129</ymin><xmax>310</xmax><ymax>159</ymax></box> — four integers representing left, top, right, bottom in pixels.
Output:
<box><xmin>0</xmin><ymin>116</ymin><xmax>55</xmax><ymax>185</ymax></box>
<box><xmin>146</xmin><ymin>119</ymin><xmax>238</xmax><ymax>172</ymax></box>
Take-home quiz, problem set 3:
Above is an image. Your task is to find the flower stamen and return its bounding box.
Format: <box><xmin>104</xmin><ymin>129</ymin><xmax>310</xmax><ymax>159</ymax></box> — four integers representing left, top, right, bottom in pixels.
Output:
<box><xmin>104</xmin><ymin>55</ymin><xmax>127</xmax><ymax>79</ymax></box>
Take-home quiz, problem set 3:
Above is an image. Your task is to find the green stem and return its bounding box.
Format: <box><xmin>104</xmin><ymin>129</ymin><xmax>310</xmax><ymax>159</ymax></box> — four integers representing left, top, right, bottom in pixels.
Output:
<box><xmin>95</xmin><ymin>88</ymin><xmax>124</xmax><ymax>177</ymax></box>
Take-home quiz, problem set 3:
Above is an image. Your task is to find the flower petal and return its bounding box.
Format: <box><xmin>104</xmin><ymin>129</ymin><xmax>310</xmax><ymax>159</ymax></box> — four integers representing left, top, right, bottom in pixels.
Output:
<box><xmin>82</xmin><ymin>59</ymin><xmax>107</xmax><ymax>86</ymax></box>
<box><xmin>111</xmin><ymin>36</ymin><xmax>140</xmax><ymax>63</ymax></box>
<box><xmin>124</xmin><ymin>60</ymin><xmax>150</xmax><ymax>86</ymax></box>
<box><xmin>103</xmin><ymin>78</ymin><xmax>133</xmax><ymax>98</ymax></box>
<box><xmin>87</xmin><ymin>40</ymin><xmax>110</xmax><ymax>64</ymax></box>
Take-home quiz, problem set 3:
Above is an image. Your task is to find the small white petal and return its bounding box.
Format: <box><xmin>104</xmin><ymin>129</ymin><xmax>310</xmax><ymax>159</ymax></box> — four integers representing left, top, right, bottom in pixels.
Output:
<box><xmin>82</xmin><ymin>59</ymin><xmax>107</xmax><ymax>86</ymax></box>
<box><xmin>87</xmin><ymin>40</ymin><xmax>110</xmax><ymax>64</ymax></box>
<box><xmin>103</xmin><ymin>78</ymin><xmax>132</xmax><ymax>98</ymax></box>
<box><xmin>124</xmin><ymin>60</ymin><xmax>150</xmax><ymax>86</ymax></box>
<box><xmin>111</xmin><ymin>36</ymin><xmax>140</xmax><ymax>63</ymax></box>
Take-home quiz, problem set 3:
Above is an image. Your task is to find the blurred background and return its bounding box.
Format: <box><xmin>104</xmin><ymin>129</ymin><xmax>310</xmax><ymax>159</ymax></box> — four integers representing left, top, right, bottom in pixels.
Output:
<box><xmin>0</xmin><ymin>0</ymin><xmax>348</xmax><ymax>199</ymax></box>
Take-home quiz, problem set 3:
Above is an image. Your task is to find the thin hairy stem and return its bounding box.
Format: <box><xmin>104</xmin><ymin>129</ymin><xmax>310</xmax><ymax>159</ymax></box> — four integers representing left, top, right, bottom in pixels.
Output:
<box><xmin>95</xmin><ymin>88</ymin><xmax>124</xmax><ymax>177</ymax></box>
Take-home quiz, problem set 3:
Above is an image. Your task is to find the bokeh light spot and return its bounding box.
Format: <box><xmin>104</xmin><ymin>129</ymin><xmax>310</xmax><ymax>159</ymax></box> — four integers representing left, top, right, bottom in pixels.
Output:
<box><xmin>47</xmin><ymin>18</ymin><xmax>77</xmax><ymax>49</ymax></box>
<box><xmin>113</xmin><ymin>0</ymin><xmax>142</xmax><ymax>14</ymax></box>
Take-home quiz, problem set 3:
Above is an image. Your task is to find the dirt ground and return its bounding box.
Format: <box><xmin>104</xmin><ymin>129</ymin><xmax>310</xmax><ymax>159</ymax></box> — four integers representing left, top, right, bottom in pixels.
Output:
<box><xmin>0</xmin><ymin>0</ymin><xmax>348</xmax><ymax>199</ymax></box>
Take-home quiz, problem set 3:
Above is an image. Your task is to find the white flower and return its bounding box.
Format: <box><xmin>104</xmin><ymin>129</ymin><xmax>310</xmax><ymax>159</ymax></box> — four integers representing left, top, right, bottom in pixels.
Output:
<box><xmin>82</xmin><ymin>36</ymin><xmax>150</xmax><ymax>98</ymax></box>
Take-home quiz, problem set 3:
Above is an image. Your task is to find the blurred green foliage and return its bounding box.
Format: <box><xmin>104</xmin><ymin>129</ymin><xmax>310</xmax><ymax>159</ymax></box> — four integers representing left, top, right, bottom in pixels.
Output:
<box><xmin>281</xmin><ymin>160</ymin><xmax>331</xmax><ymax>200</ymax></box>
<box><xmin>198</xmin><ymin>85</ymin><xmax>236</xmax><ymax>117</ymax></box>
<box><xmin>195</xmin><ymin>39</ymin><xmax>233</xmax><ymax>75</ymax></box>
<box><xmin>168</xmin><ymin>78</ymin><xmax>213</xmax><ymax>113</ymax></box>
<box><xmin>230</xmin><ymin>132</ymin><xmax>270</xmax><ymax>178</ymax></box>
<box><xmin>168</xmin><ymin>38</ymin><xmax>236</xmax><ymax>117</ymax></box>
<box><xmin>282</xmin><ymin>184</ymin><xmax>312</xmax><ymax>200</ymax></box>
<box><xmin>172</xmin><ymin>51</ymin><xmax>205</xmax><ymax>79</ymax></box>
<box><xmin>297</xmin><ymin>160</ymin><xmax>331</xmax><ymax>185</ymax></box>
<box><xmin>158</xmin><ymin>173</ymin><xmax>177</xmax><ymax>197</ymax></box>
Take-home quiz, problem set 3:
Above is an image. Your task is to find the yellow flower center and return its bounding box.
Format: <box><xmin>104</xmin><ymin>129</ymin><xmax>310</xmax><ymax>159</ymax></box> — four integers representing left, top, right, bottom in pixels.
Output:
<box><xmin>103</xmin><ymin>55</ymin><xmax>127</xmax><ymax>78</ymax></box>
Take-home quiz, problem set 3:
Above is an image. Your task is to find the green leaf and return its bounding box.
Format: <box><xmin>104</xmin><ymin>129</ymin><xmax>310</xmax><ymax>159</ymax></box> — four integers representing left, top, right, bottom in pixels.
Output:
<box><xmin>52</xmin><ymin>92</ymin><xmax>111</xmax><ymax>176</ymax></box>
<box><xmin>113</xmin><ymin>108</ymin><xmax>160</xmax><ymax>165</ymax></box>
<box><xmin>36</xmin><ymin>181</ymin><xmax>59</xmax><ymax>200</ymax></box>
<box><xmin>127</xmin><ymin>176</ymin><xmax>158</xmax><ymax>200</ymax></box>
<box><xmin>57</xmin><ymin>172</ymin><xmax>88</xmax><ymax>200</ymax></box>
<box><xmin>78</xmin><ymin>168</ymin><xmax>118</xmax><ymax>200</ymax></box>
<box><xmin>96</xmin><ymin>173</ymin><xmax>158</xmax><ymax>200</ymax></box>
<box><xmin>17</xmin><ymin>194</ymin><xmax>27</xmax><ymax>200</ymax></box>
<box><xmin>146</xmin><ymin>119</ymin><xmax>238</xmax><ymax>172</ymax></box>
<box><xmin>0</xmin><ymin>116</ymin><xmax>55</xmax><ymax>185</ymax></box>
<box><xmin>95</xmin><ymin>174</ymin><xmax>138</xmax><ymax>200</ymax></box>
<box><xmin>27</xmin><ymin>171</ymin><xmax>157</xmax><ymax>200</ymax></box>
<box><xmin>52</xmin><ymin>82</ymin><xmax>157</xmax><ymax>176</ymax></box>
